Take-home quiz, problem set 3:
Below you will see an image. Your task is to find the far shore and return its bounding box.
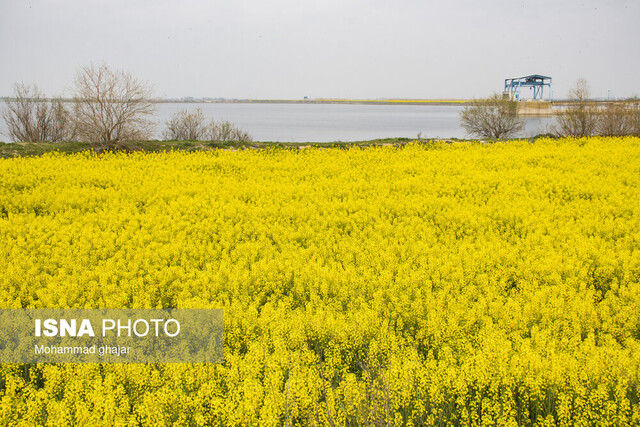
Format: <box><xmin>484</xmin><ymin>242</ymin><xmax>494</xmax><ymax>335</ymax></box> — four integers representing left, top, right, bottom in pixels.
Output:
<box><xmin>162</xmin><ymin>98</ymin><xmax>471</xmax><ymax>106</ymax></box>
<box><xmin>2</xmin><ymin>97</ymin><xmax>631</xmax><ymax>114</ymax></box>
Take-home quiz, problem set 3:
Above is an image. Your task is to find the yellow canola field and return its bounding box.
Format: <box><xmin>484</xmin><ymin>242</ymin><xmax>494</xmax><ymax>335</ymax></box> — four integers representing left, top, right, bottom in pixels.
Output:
<box><xmin>0</xmin><ymin>137</ymin><xmax>639</xmax><ymax>426</ymax></box>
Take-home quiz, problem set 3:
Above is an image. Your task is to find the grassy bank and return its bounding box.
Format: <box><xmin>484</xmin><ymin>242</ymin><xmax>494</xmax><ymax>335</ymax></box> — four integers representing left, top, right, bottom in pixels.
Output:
<box><xmin>0</xmin><ymin>137</ymin><xmax>443</xmax><ymax>158</ymax></box>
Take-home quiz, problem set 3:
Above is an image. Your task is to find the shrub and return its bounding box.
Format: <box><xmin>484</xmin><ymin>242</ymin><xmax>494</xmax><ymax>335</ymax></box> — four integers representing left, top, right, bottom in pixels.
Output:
<box><xmin>551</xmin><ymin>78</ymin><xmax>598</xmax><ymax>137</ymax></box>
<box><xmin>163</xmin><ymin>108</ymin><xmax>208</xmax><ymax>141</ymax></box>
<box><xmin>597</xmin><ymin>102</ymin><xmax>637</xmax><ymax>136</ymax></box>
<box><xmin>209</xmin><ymin>120</ymin><xmax>252</xmax><ymax>142</ymax></box>
<box><xmin>162</xmin><ymin>108</ymin><xmax>252</xmax><ymax>142</ymax></box>
<box><xmin>459</xmin><ymin>93</ymin><xmax>525</xmax><ymax>138</ymax></box>
<box><xmin>1</xmin><ymin>83</ymin><xmax>74</xmax><ymax>142</ymax></box>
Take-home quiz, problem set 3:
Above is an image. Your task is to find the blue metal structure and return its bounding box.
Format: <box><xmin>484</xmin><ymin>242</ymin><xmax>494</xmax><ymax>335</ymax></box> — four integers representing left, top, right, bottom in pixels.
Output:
<box><xmin>504</xmin><ymin>75</ymin><xmax>552</xmax><ymax>101</ymax></box>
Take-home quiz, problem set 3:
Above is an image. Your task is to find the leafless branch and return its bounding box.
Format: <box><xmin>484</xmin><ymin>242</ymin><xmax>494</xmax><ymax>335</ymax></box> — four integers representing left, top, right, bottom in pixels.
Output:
<box><xmin>459</xmin><ymin>93</ymin><xmax>525</xmax><ymax>139</ymax></box>
<box><xmin>1</xmin><ymin>83</ymin><xmax>74</xmax><ymax>142</ymax></box>
<box><xmin>72</xmin><ymin>63</ymin><xmax>155</xmax><ymax>148</ymax></box>
<box><xmin>551</xmin><ymin>78</ymin><xmax>598</xmax><ymax>137</ymax></box>
<box><xmin>209</xmin><ymin>120</ymin><xmax>253</xmax><ymax>143</ymax></box>
<box><xmin>163</xmin><ymin>108</ymin><xmax>208</xmax><ymax>140</ymax></box>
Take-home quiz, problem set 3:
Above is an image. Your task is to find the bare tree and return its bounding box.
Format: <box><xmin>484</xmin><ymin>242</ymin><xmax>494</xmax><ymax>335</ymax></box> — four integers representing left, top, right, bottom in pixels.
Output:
<box><xmin>163</xmin><ymin>108</ymin><xmax>208</xmax><ymax>140</ymax></box>
<box><xmin>629</xmin><ymin>102</ymin><xmax>640</xmax><ymax>136</ymax></box>
<box><xmin>568</xmin><ymin>77</ymin><xmax>591</xmax><ymax>102</ymax></box>
<box><xmin>1</xmin><ymin>83</ymin><xmax>74</xmax><ymax>142</ymax></box>
<box><xmin>597</xmin><ymin>102</ymin><xmax>636</xmax><ymax>136</ymax></box>
<box><xmin>72</xmin><ymin>64</ymin><xmax>155</xmax><ymax>148</ymax></box>
<box><xmin>209</xmin><ymin>120</ymin><xmax>252</xmax><ymax>142</ymax></box>
<box><xmin>459</xmin><ymin>93</ymin><xmax>525</xmax><ymax>139</ymax></box>
<box><xmin>552</xmin><ymin>78</ymin><xmax>598</xmax><ymax>137</ymax></box>
<box><xmin>162</xmin><ymin>108</ymin><xmax>252</xmax><ymax>142</ymax></box>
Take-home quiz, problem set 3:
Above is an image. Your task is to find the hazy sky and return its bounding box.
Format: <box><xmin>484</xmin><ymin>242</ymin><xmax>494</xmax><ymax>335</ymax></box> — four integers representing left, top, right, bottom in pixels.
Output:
<box><xmin>1</xmin><ymin>0</ymin><xmax>638</xmax><ymax>100</ymax></box>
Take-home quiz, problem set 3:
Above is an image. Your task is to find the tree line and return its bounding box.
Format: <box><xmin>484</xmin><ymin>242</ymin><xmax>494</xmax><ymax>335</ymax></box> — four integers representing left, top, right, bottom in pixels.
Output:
<box><xmin>459</xmin><ymin>78</ymin><xmax>640</xmax><ymax>139</ymax></box>
<box><xmin>1</xmin><ymin>64</ymin><xmax>251</xmax><ymax>148</ymax></box>
<box><xmin>4</xmin><ymin>69</ymin><xmax>638</xmax><ymax>145</ymax></box>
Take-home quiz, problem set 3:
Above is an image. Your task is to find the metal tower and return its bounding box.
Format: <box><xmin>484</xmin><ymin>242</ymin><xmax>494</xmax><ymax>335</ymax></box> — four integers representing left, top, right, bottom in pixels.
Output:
<box><xmin>504</xmin><ymin>75</ymin><xmax>552</xmax><ymax>101</ymax></box>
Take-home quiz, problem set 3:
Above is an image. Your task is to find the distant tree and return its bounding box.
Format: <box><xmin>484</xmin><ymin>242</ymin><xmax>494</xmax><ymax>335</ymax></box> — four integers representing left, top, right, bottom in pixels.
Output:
<box><xmin>72</xmin><ymin>64</ymin><xmax>155</xmax><ymax>148</ymax></box>
<box><xmin>568</xmin><ymin>77</ymin><xmax>590</xmax><ymax>102</ymax></box>
<box><xmin>1</xmin><ymin>83</ymin><xmax>74</xmax><ymax>142</ymax></box>
<box><xmin>459</xmin><ymin>93</ymin><xmax>525</xmax><ymax>139</ymax></box>
<box><xmin>552</xmin><ymin>78</ymin><xmax>598</xmax><ymax>137</ymax></box>
<box><xmin>163</xmin><ymin>108</ymin><xmax>208</xmax><ymax>140</ymax></box>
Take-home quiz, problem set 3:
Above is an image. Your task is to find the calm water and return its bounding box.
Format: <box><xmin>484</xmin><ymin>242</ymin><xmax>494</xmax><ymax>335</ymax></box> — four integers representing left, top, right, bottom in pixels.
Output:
<box><xmin>0</xmin><ymin>102</ymin><xmax>553</xmax><ymax>143</ymax></box>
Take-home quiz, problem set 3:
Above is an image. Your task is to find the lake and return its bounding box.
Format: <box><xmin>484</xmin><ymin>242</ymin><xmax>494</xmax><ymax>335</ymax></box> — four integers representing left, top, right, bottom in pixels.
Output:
<box><xmin>0</xmin><ymin>102</ymin><xmax>554</xmax><ymax>143</ymax></box>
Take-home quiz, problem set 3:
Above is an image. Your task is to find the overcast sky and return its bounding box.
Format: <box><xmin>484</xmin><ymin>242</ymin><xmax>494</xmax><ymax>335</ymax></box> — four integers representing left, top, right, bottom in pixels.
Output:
<box><xmin>1</xmin><ymin>0</ymin><xmax>638</xmax><ymax>100</ymax></box>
